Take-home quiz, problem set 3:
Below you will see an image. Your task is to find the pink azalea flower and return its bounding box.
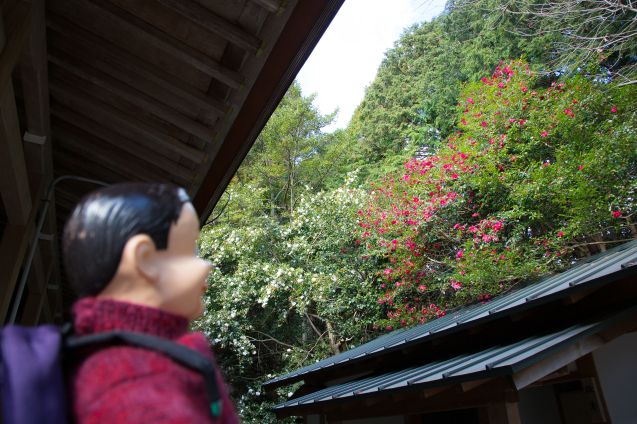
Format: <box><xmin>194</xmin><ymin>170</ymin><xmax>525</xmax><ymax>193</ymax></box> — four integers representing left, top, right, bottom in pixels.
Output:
<box><xmin>481</xmin><ymin>122</ymin><xmax>488</xmax><ymax>127</ymax></box>
<box><xmin>558</xmin><ymin>231</ymin><xmax>563</xmax><ymax>237</ymax></box>
<box><xmin>613</xmin><ymin>210</ymin><xmax>621</xmax><ymax>218</ymax></box>
<box><xmin>457</xmin><ymin>250</ymin><xmax>463</xmax><ymax>259</ymax></box>
<box><xmin>579</xmin><ymin>165</ymin><xmax>584</xmax><ymax>171</ymax></box>
<box><xmin>541</xmin><ymin>132</ymin><xmax>548</xmax><ymax>137</ymax></box>
<box><xmin>612</xmin><ymin>106</ymin><xmax>617</xmax><ymax>112</ymax></box>
<box><xmin>467</xmin><ymin>98</ymin><xmax>475</xmax><ymax>104</ymax></box>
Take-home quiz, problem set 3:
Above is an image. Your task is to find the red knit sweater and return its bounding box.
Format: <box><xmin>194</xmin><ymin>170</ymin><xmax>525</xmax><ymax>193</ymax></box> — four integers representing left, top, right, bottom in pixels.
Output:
<box><xmin>67</xmin><ymin>298</ymin><xmax>240</xmax><ymax>424</ymax></box>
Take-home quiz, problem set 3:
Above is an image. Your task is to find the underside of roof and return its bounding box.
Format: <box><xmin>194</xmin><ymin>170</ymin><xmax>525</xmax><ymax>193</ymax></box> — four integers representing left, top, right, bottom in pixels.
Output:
<box><xmin>0</xmin><ymin>0</ymin><xmax>344</xmax><ymax>325</ymax></box>
<box><xmin>264</xmin><ymin>239</ymin><xmax>637</xmax><ymax>391</ymax></box>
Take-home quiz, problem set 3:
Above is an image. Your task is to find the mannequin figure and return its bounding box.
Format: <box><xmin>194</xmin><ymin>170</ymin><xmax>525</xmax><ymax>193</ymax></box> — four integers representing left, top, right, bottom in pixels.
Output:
<box><xmin>62</xmin><ymin>183</ymin><xmax>239</xmax><ymax>424</ymax></box>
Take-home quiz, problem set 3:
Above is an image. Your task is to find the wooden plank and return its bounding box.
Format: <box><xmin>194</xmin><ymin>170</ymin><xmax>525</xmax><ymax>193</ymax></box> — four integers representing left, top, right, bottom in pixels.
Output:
<box><xmin>47</xmin><ymin>48</ymin><xmax>218</xmax><ymax>141</ymax></box>
<box><xmin>48</xmin><ymin>76</ymin><xmax>207</xmax><ymax>163</ymax></box>
<box><xmin>155</xmin><ymin>0</ymin><xmax>263</xmax><ymax>55</ymax></box>
<box><xmin>0</xmin><ymin>177</ymin><xmax>44</xmax><ymax>323</ymax></box>
<box><xmin>50</xmin><ymin>104</ymin><xmax>197</xmax><ymax>181</ymax></box>
<box><xmin>0</xmin><ymin>2</ymin><xmax>31</xmax><ymax>91</ymax></box>
<box><xmin>52</xmin><ymin>125</ymin><xmax>173</xmax><ymax>184</ymax></box>
<box><xmin>46</xmin><ymin>17</ymin><xmax>230</xmax><ymax>117</ymax></box>
<box><xmin>78</xmin><ymin>0</ymin><xmax>245</xmax><ymax>88</ymax></box>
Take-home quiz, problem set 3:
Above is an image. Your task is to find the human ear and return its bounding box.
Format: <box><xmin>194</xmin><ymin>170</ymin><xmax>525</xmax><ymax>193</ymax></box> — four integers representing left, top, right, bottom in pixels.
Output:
<box><xmin>122</xmin><ymin>234</ymin><xmax>160</xmax><ymax>281</ymax></box>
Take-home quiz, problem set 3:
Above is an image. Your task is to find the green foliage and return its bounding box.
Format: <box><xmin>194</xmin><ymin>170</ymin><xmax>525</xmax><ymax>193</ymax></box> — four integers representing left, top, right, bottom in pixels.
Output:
<box><xmin>195</xmin><ymin>175</ymin><xmax>386</xmax><ymax>423</ymax></box>
<box><xmin>237</xmin><ymin>81</ymin><xmax>353</xmax><ymax>216</ymax></box>
<box><xmin>356</xmin><ymin>60</ymin><xmax>637</xmax><ymax>330</ymax></box>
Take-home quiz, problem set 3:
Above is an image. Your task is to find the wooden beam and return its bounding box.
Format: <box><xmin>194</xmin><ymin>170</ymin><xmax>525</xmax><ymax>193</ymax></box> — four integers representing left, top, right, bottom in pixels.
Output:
<box><xmin>54</xmin><ymin>0</ymin><xmax>245</xmax><ymax>89</ymax></box>
<box><xmin>45</xmin><ymin>17</ymin><xmax>230</xmax><ymax>117</ymax></box>
<box><xmin>48</xmin><ymin>76</ymin><xmax>207</xmax><ymax>163</ymax></box>
<box><xmin>0</xmin><ymin>79</ymin><xmax>32</xmax><ymax>225</ymax></box>
<box><xmin>0</xmin><ymin>2</ymin><xmax>31</xmax><ymax>91</ymax></box>
<box><xmin>563</xmin><ymin>285</ymin><xmax>604</xmax><ymax>305</ymax></box>
<box><xmin>17</xmin><ymin>0</ymin><xmax>57</xmax><ymax>321</ymax></box>
<box><xmin>0</xmin><ymin>1</ymin><xmax>32</xmax><ymax>225</ymax></box>
<box><xmin>47</xmin><ymin>48</ymin><xmax>219</xmax><ymax>142</ymax></box>
<box><xmin>420</xmin><ymin>385</ymin><xmax>451</xmax><ymax>398</ymax></box>
<box><xmin>50</xmin><ymin>104</ymin><xmax>196</xmax><ymax>181</ymax></box>
<box><xmin>252</xmin><ymin>0</ymin><xmax>282</xmax><ymax>13</ymax></box>
<box><xmin>512</xmin><ymin>335</ymin><xmax>605</xmax><ymax>390</ymax></box>
<box><xmin>52</xmin><ymin>125</ymin><xmax>173</xmax><ymax>184</ymax></box>
<box><xmin>460</xmin><ymin>378</ymin><xmax>494</xmax><ymax>393</ymax></box>
<box><xmin>0</xmin><ymin>177</ymin><xmax>44</xmax><ymax>323</ymax></box>
<box><xmin>155</xmin><ymin>0</ymin><xmax>264</xmax><ymax>55</ymax></box>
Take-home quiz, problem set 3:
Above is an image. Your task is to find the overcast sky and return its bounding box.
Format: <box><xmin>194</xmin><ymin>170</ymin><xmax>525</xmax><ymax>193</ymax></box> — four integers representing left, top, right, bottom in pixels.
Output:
<box><xmin>296</xmin><ymin>0</ymin><xmax>447</xmax><ymax>131</ymax></box>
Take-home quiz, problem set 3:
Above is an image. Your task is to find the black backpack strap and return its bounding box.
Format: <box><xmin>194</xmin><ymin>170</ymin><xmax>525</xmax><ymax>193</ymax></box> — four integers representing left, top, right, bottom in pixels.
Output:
<box><xmin>63</xmin><ymin>331</ymin><xmax>223</xmax><ymax>418</ymax></box>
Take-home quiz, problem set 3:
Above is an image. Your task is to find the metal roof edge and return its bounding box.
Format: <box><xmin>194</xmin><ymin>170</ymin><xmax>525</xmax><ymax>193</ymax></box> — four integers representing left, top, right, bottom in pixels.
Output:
<box><xmin>270</xmin><ymin>302</ymin><xmax>637</xmax><ymax>414</ymax></box>
<box><xmin>263</xmin><ymin>240</ymin><xmax>637</xmax><ymax>389</ymax></box>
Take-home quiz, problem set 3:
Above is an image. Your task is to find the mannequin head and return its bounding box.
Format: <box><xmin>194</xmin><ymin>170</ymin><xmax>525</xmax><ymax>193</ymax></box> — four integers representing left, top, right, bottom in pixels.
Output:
<box><xmin>63</xmin><ymin>183</ymin><xmax>212</xmax><ymax>321</ymax></box>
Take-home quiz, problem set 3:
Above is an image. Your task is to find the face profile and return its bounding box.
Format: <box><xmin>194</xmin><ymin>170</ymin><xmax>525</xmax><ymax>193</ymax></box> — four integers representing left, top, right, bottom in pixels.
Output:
<box><xmin>151</xmin><ymin>202</ymin><xmax>213</xmax><ymax>321</ymax></box>
<box><xmin>63</xmin><ymin>183</ymin><xmax>212</xmax><ymax>321</ymax></box>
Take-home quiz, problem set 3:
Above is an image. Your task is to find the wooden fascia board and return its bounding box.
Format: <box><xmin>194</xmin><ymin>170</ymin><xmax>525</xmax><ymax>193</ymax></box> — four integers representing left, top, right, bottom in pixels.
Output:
<box><xmin>193</xmin><ymin>0</ymin><xmax>346</xmax><ymax>224</ymax></box>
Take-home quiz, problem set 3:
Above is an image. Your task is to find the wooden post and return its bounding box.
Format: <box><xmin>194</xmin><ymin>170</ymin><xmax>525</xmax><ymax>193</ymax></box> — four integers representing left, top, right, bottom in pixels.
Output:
<box><xmin>19</xmin><ymin>0</ymin><xmax>58</xmax><ymax>323</ymax></box>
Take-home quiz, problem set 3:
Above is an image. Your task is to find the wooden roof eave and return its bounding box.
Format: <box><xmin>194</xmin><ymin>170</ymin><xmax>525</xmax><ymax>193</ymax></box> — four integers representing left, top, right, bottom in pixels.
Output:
<box><xmin>192</xmin><ymin>0</ymin><xmax>346</xmax><ymax>224</ymax></box>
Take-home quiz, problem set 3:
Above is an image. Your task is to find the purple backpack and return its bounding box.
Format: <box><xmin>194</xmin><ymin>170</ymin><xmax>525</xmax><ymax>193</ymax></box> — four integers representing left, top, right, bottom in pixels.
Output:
<box><xmin>0</xmin><ymin>324</ymin><xmax>223</xmax><ymax>424</ymax></box>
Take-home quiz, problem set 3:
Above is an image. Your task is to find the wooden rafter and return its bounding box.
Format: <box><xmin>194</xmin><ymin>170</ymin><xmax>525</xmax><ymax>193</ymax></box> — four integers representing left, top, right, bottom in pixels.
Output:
<box><xmin>47</xmin><ymin>0</ymin><xmax>246</xmax><ymax>89</ymax></box>
<box><xmin>46</xmin><ymin>16</ymin><xmax>231</xmax><ymax>117</ymax></box>
<box><xmin>52</xmin><ymin>125</ymin><xmax>173</xmax><ymax>184</ymax></box>
<box><xmin>155</xmin><ymin>0</ymin><xmax>264</xmax><ymax>55</ymax></box>
<box><xmin>47</xmin><ymin>48</ymin><xmax>218</xmax><ymax>142</ymax></box>
<box><xmin>50</xmin><ymin>104</ymin><xmax>197</xmax><ymax>181</ymax></box>
<box><xmin>252</xmin><ymin>0</ymin><xmax>282</xmax><ymax>13</ymax></box>
<box><xmin>49</xmin><ymin>76</ymin><xmax>207</xmax><ymax>164</ymax></box>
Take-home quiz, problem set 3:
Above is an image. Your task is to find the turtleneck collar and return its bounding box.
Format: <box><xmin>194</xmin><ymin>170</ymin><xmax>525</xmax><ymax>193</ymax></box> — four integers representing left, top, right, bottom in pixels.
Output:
<box><xmin>72</xmin><ymin>297</ymin><xmax>190</xmax><ymax>340</ymax></box>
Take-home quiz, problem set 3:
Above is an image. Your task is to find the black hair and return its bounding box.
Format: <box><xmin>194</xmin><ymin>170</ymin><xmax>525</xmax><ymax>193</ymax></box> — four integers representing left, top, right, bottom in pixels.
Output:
<box><xmin>62</xmin><ymin>183</ymin><xmax>190</xmax><ymax>298</ymax></box>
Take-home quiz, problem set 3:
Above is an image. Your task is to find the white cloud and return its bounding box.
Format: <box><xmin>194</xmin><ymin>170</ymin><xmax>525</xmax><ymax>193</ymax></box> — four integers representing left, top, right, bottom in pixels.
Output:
<box><xmin>296</xmin><ymin>0</ymin><xmax>447</xmax><ymax>131</ymax></box>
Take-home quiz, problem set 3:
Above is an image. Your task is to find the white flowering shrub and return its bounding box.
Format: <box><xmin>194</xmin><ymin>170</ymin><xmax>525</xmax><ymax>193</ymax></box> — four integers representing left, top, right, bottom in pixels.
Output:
<box><xmin>194</xmin><ymin>173</ymin><xmax>387</xmax><ymax>423</ymax></box>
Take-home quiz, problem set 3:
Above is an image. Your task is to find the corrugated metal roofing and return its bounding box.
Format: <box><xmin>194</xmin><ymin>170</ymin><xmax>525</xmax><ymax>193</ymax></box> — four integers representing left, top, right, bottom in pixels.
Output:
<box><xmin>272</xmin><ymin>303</ymin><xmax>637</xmax><ymax>412</ymax></box>
<box><xmin>264</xmin><ymin>239</ymin><xmax>637</xmax><ymax>389</ymax></box>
